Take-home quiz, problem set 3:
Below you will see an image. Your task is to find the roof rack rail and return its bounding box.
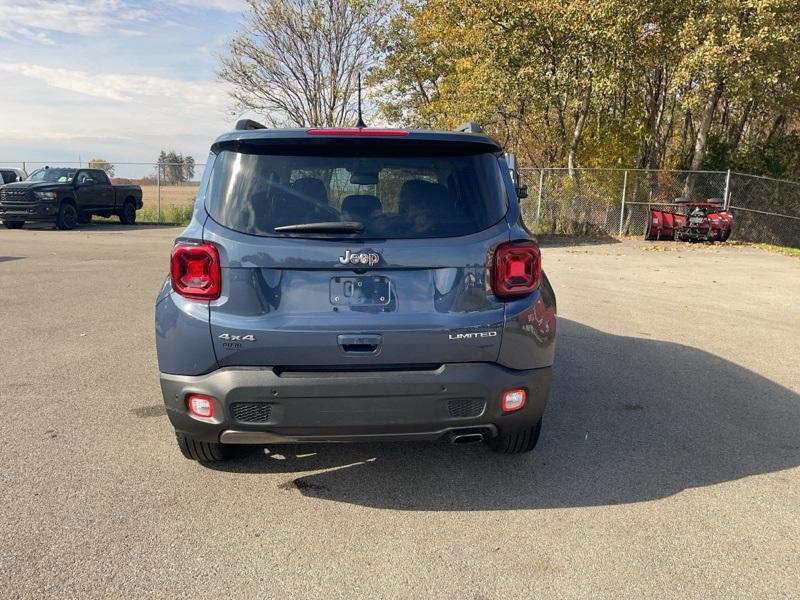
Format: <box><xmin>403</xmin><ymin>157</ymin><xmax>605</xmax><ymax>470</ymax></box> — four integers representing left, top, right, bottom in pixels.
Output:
<box><xmin>456</xmin><ymin>122</ymin><xmax>483</xmax><ymax>134</ymax></box>
<box><xmin>235</xmin><ymin>119</ymin><xmax>267</xmax><ymax>131</ymax></box>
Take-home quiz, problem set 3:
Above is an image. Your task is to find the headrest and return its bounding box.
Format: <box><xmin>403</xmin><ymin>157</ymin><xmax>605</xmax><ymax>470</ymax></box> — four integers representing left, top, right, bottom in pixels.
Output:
<box><xmin>341</xmin><ymin>194</ymin><xmax>382</xmax><ymax>219</ymax></box>
<box><xmin>398</xmin><ymin>180</ymin><xmax>451</xmax><ymax>214</ymax></box>
<box><xmin>291</xmin><ymin>177</ymin><xmax>329</xmax><ymax>207</ymax></box>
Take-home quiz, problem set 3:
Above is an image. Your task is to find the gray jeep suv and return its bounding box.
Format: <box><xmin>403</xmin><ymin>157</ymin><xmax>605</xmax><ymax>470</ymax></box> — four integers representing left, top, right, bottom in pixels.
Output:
<box><xmin>155</xmin><ymin>123</ymin><xmax>556</xmax><ymax>462</ymax></box>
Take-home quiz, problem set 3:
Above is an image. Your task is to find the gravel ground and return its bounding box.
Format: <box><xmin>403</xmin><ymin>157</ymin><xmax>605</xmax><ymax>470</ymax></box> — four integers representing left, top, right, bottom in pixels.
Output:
<box><xmin>1</xmin><ymin>224</ymin><xmax>798</xmax><ymax>599</ymax></box>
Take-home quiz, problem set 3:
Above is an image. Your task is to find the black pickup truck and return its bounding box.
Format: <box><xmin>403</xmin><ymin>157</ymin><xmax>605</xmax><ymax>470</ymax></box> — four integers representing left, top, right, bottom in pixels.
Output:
<box><xmin>0</xmin><ymin>167</ymin><xmax>143</xmax><ymax>230</ymax></box>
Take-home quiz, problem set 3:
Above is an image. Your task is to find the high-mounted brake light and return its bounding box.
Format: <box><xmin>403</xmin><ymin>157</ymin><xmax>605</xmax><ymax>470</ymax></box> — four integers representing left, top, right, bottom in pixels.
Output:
<box><xmin>492</xmin><ymin>241</ymin><xmax>541</xmax><ymax>299</ymax></box>
<box><xmin>170</xmin><ymin>242</ymin><xmax>221</xmax><ymax>300</ymax></box>
<box><xmin>305</xmin><ymin>128</ymin><xmax>409</xmax><ymax>136</ymax></box>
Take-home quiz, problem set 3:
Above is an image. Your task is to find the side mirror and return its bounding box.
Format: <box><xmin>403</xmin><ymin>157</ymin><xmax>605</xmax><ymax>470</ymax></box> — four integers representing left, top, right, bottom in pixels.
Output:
<box><xmin>517</xmin><ymin>184</ymin><xmax>528</xmax><ymax>199</ymax></box>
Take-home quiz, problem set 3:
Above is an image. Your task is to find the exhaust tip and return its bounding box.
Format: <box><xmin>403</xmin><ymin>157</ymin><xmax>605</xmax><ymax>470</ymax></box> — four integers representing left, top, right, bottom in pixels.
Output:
<box><xmin>450</xmin><ymin>432</ymin><xmax>485</xmax><ymax>444</ymax></box>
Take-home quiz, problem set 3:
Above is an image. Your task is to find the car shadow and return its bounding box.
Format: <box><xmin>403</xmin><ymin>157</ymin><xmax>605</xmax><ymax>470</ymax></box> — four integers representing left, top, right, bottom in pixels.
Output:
<box><xmin>207</xmin><ymin>319</ymin><xmax>800</xmax><ymax>510</ymax></box>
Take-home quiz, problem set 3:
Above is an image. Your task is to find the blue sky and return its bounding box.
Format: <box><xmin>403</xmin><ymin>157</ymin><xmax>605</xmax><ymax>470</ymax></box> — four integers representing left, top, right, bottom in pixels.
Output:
<box><xmin>0</xmin><ymin>0</ymin><xmax>249</xmax><ymax>178</ymax></box>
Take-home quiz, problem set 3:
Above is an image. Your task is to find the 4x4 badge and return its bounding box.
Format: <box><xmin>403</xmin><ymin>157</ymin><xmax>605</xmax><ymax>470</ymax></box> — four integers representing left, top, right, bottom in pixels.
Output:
<box><xmin>218</xmin><ymin>333</ymin><xmax>256</xmax><ymax>342</ymax></box>
<box><xmin>338</xmin><ymin>249</ymin><xmax>380</xmax><ymax>266</ymax></box>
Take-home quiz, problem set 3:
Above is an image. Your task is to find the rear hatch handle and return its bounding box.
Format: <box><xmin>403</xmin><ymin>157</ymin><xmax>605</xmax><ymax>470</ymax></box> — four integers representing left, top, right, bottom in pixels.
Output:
<box><xmin>338</xmin><ymin>334</ymin><xmax>383</xmax><ymax>354</ymax></box>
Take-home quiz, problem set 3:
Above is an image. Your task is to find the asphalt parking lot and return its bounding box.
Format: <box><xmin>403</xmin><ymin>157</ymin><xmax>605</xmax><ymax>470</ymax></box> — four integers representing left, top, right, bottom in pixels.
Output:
<box><xmin>1</xmin><ymin>224</ymin><xmax>798</xmax><ymax>599</ymax></box>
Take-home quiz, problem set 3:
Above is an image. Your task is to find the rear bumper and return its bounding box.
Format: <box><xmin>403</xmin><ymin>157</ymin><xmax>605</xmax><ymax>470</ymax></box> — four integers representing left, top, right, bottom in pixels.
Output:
<box><xmin>160</xmin><ymin>363</ymin><xmax>552</xmax><ymax>444</ymax></box>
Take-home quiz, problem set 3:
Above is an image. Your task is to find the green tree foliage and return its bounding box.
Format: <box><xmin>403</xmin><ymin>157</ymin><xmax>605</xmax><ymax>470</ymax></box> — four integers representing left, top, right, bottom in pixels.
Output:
<box><xmin>156</xmin><ymin>150</ymin><xmax>195</xmax><ymax>185</ymax></box>
<box><xmin>371</xmin><ymin>0</ymin><xmax>800</xmax><ymax>179</ymax></box>
<box><xmin>87</xmin><ymin>158</ymin><xmax>115</xmax><ymax>176</ymax></box>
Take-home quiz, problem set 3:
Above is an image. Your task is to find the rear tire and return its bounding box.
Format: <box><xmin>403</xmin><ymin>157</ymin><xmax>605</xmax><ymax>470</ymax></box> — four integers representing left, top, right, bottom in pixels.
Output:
<box><xmin>118</xmin><ymin>200</ymin><xmax>136</xmax><ymax>225</ymax></box>
<box><xmin>56</xmin><ymin>203</ymin><xmax>78</xmax><ymax>230</ymax></box>
<box><xmin>720</xmin><ymin>229</ymin><xmax>731</xmax><ymax>242</ymax></box>
<box><xmin>175</xmin><ymin>432</ymin><xmax>228</xmax><ymax>463</ymax></box>
<box><xmin>487</xmin><ymin>418</ymin><xmax>542</xmax><ymax>454</ymax></box>
<box><xmin>3</xmin><ymin>220</ymin><xmax>24</xmax><ymax>229</ymax></box>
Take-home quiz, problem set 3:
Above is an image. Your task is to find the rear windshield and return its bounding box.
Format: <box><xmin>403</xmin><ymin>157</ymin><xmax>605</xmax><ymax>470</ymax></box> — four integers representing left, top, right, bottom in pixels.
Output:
<box><xmin>205</xmin><ymin>149</ymin><xmax>507</xmax><ymax>238</ymax></box>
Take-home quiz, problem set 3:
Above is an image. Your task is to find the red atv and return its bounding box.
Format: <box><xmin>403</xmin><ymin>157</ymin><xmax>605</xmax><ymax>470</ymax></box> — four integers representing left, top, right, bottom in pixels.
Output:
<box><xmin>644</xmin><ymin>198</ymin><xmax>732</xmax><ymax>242</ymax></box>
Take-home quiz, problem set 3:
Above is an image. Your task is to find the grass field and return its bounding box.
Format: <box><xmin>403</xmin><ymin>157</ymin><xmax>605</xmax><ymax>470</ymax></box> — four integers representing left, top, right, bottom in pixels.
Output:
<box><xmin>88</xmin><ymin>185</ymin><xmax>198</xmax><ymax>225</ymax></box>
<box><xmin>137</xmin><ymin>185</ymin><xmax>198</xmax><ymax>224</ymax></box>
<box><xmin>140</xmin><ymin>185</ymin><xmax>198</xmax><ymax>207</ymax></box>
<box><xmin>748</xmin><ymin>242</ymin><xmax>800</xmax><ymax>257</ymax></box>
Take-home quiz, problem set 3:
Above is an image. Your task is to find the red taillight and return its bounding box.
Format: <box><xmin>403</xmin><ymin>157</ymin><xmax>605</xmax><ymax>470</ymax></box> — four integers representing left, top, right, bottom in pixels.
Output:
<box><xmin>305</xmin><ymin>128</ymin><xmax>409</xmax><ymax>136</ymax></box>
<box><xmin>501</xmin><ymin>389</ymin><xmax>527</xmax><ymax>412</ymax></box>
<box><xmin>186</xmin><ymin>394</ymin><xmax>215</xmax><ymax>419</ymax></box>
<box><xmin>170</xmin><ymin>242</ymin><xmax>220</xmax><ymax>300</ymax></box>
<box><xmin>492</xmin><ymin>241</ymin><xmax>541</xmax><ymax>299</ymax></box>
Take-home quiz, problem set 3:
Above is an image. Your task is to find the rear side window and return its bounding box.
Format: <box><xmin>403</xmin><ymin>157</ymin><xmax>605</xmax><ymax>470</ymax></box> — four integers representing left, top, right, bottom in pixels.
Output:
<box><xmin>91</xmin><ymin>170</ymin><xmax>110</xmax><ymax>185</ymax></box>
<box><xmin>205</xmin><ymin>149</ymin><xmax>507</xmax><ymax>238</ymax></box>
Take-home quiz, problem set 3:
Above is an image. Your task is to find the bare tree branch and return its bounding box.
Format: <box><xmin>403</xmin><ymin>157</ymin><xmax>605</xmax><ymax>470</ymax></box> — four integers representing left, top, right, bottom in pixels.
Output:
<box><xmin>219</xmin><ymin>0</ymin><xmax>390</xmax><ymax>127</ymax></box>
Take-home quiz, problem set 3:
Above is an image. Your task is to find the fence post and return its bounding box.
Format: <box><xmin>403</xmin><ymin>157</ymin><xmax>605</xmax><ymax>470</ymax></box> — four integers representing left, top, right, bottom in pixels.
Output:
<box><xmin>157</xmin><ymin>165</ymin><xmax>162</xmax><ymax>224</ymax></box>
<box><xmin>723</xmin><ymin>168</ymin><xmax>731</xmax><ymax>209</ymax></box>
<box><xmin>536</xmin><ymin>168</ymin><xmax>544</xmax><ymax>228</ymax></box>
<box><xmin>618</xmin><ymin>170</ymin><xmax>628</xmax><ymax>236</ymax></box>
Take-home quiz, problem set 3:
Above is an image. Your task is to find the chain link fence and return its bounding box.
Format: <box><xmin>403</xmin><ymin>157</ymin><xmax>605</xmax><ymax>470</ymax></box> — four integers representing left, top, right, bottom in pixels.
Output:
<box><xmin>2</xmin><ymin>159</ymin><xmax>799</xmax><ymax>246</ymax></box>
<box><xmin>519</xmin><ymin>167</ymin><xmax>800</xmax><ymax>247</ymax></box>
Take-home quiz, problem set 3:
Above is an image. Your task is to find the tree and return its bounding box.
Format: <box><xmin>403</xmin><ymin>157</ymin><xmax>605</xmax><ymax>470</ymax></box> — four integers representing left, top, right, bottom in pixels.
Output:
<box><xmin>88</xmin><ymin>158</ymin><xmax>115</xmax><ymax>176</ymax></box>
<box><xmin>218</xmin><ymin>0</ymin><xmax>390</xmax><ymax>127</ymax></box>
<box><xmin>370</xmin><ymin>0</ymin><xmax>639</xmax><ymax>177</ymax></box>
<box><xmin>182</xmin><ymin>155</ymin><xmax>195</xmax><ymax>183</ymax></box>
<box><xmin>156</xmin><ymin>151</ymin><xmax>196</xmax><ymax>185</ymax></box>
<box><xmin>371</xmin><ymin>0</ymin><xmax>800</xmax><ymax>180</ymax></box>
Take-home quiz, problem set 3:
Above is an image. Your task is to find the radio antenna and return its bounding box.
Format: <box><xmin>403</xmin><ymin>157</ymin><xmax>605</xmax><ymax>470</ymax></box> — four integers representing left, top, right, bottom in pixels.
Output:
<box><xmin>356</xmin><ymin>73</ymin><xmax>367</xmax><ymax>128</ymax></box>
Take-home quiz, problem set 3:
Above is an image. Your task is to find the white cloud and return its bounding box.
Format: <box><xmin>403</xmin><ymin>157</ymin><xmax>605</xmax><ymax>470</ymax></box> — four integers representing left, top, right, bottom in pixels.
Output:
<box><xmin>0</xmin><ymin>63</ymin><xmax>227</xmax><ymax>106</ymax></box>
<box><xmin>172</xmin><ymin>0</ymin><xmax>244</xmax><ymax>11</ymax></box>
<box><xmin>0</xmin><ymin>2</ymin><xmax>245</xmax><ymax>165</ymax></box>
<box><xmin>0</xmin><ymin>1</ymin><xmax>150</xmax><ymax>44</ymax></box>
<box><xmin>0</xmin><ymin>61</ymin><xmax>235</xmax><ymax>167</ymax></box>
<box><xmin>0</xmin><ymin>0</ymin><xmax>243</xmax><ymax>45</ymax></box>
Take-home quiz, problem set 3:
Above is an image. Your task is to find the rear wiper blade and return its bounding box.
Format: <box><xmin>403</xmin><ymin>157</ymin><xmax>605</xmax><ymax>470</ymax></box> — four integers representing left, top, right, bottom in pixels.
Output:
<box><xmin>274</xmin><ymin>221</ymin><xmax>364</xmax><ymax>233</ymax></box>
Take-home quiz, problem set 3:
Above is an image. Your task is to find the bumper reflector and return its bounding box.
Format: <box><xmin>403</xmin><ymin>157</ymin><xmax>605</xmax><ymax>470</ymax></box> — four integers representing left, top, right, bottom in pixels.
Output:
<box><xmin>501</xmin><ymin>389</ymin><xmax>526</xmax><ymax>412</ymax></box>
<box><xmin>187</xmin><ymin>394</ymin><xmax>215</xmax><ymax>419</ymax></box>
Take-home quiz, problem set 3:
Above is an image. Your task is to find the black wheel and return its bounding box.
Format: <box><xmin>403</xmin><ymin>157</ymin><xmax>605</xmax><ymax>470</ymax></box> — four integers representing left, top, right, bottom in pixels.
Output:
<box><xmin>720</xmin><ymin>229</ymin><xmax>731</xmax><ymax>242</ymax></box>
<box><xmin>175</xmin><ymin>432</ymin><xmax>228</xmax><ymax>462</ymax></box>
<box><xmin>118</xmin><ymin>201</ymin><xmax>136</xmax><ymax>225</ymax></box>
<box><xmin>77</xmin><ymin>212</ymin><xmax>92</xmax><ymax>225</ymax></box>
<box><xmin>487</xmin><ymin>418</ymin><xmax>543</xmax><ymax>454</ymax></box>
<box><xmin>3</xmin><ymin>220</ymin><xmax>24</xmax><ymax>229</ymax></box>
<box><xmin>56</xmin><ymin>203</ymin><xmax>78</xmax><ymax>230</ymax></box>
